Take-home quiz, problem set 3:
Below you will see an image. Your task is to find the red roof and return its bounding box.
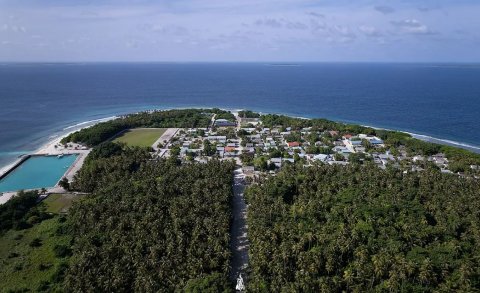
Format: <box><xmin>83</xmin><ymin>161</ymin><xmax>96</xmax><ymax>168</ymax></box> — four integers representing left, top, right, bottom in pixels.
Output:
<box><xmin>287</xmin><ymin>141</ymin><xmax>300</xmax><ymax>147</ymax></box>
<box><xmin>343</xmin><ymin>134</ymin><xmax>353</xmax><ymax>139</ymax></box>
<box><xmin>329</xmin><ymin>131</ymin><xmax>339</xmax><ymax>136</ymax></box>
<box><xmin>224</xmin><ymin>146</ymin><xmax>236</xmax><ymax>152</ymax></box>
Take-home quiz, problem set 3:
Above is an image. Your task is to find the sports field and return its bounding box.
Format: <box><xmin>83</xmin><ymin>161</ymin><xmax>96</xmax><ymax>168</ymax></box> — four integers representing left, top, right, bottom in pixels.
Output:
<box><xmin>113</xmin><ymin>128</ymin><xmax>166</xmax><ymax>147</ymax></box>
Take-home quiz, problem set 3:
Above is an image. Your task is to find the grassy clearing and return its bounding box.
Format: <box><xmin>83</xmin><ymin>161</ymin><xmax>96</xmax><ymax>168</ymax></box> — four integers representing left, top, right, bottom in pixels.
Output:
<box><xmin>43</xmin><ymin>194</ymin><xmax>82</xmax><ymax>214</ymax></box>
<box><xmin>113</xmin><ymin>128</ymin><xmax>167</xmax><ymax>147</ymax></box>
<box><xmin>0</xmin><ymin>217</ymin><xmax>71</xmax><ymax>292</ymax></box>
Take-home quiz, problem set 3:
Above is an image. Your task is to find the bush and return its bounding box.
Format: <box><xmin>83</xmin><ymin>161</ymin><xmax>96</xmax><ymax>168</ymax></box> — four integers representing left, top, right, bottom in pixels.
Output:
<box><xmin>13</xmin><ymin>262</ymin><xmax>23</xmax><ymax>271</ymax></box>
<box><xmin>0</xmin><ymin>190</ymin><xmax>40</xmax><ymax>233</ymax></box>
<box><xmin>38</xmin><ymin>263</ymin><xmax>52</xmax><ymax>271</ymax></box>
<box><xmin>29</xmin><ymin>238</ymin><xmax>42</xmax><ymax>247</ymax></box>
<box><xmin>58</xmin><ymin>177</ymin><xmax>70</xmax><ymax>191</ymax></box>
<box><xmin>53</xmin><ymin>244</ymin><xmax>72</xmax><ymax>258</ymax></box>
<box><xmin>50</xmin><ymin>262</ymin><xmax>69</xmax><ymax>283</ymax></box>
<box><xmin>184</xmin><ymin>273</ymin><xmax>233</xmax><ymax>293</ymax></box>
<box><xmin>36</xmin><ymin>280</ymin><xmax>51</xmax><ymax>292</ymax></box>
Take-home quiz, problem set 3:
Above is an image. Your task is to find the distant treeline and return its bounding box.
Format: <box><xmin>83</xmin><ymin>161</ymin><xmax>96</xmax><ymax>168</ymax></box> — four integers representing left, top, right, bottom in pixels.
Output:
<box><xmin>246</xmin><ymin>163</ymin><xmax>480</xmax><ymax>292</ymax></box>
<box><xmin>63</xmin><ymin>144</ymin><xmax>235</xmax><ymax>292</ymax></box>
<box><xmin>239</xmin><ymin>110</ymin><xmax>261</xmax><ymax>118</ymax></box>
<box><xmin>61</xmin><ymin>109</ymin><xmax>229</xmax><ymax>147</ymax></box>
<box><xmin>213</xmin><ymin>109</ymin><xmax>236</xmax><ymax>122</ymax></box>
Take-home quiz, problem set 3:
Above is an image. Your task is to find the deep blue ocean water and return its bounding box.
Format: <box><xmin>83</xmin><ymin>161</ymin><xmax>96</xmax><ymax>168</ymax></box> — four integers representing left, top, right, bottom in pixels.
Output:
<box><xmin>0</xmin><ymin>63</ymin><xmax>479</xmax><ymax>167</ymax></box>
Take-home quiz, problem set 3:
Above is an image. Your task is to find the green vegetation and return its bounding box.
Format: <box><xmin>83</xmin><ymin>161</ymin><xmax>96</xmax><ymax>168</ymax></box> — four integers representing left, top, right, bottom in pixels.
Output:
<box><xmin>0</xmin><ymin>217</ymin><xmax>71</xmax><ymax>292</ymax></box>
<box><xmin>63</xmin><ymin>145</ymin><xmax>235</xmax><ymax>292</ymax></box>
<box><xmin>184</xmin><ymin>272</ymin><xmax>233</xmax><ymax>293</ymax></box>
<box><xmin>3</xmin><ymin>109</ymin><xmax>480</xmax><ymax>292</ymax></box>
<box><xmin>0</xmin><ymin>191</ymin><xmax>71</xmax><ymax>292</ymax></box>
<box><xmin>216</xmin><ymin>127</ymin><xmax>237</xmax><ymax>139</ymax></box>
<box><xmin>61</xmin><ymin>109</ymin><xmax>213</xmax><ymax>147</ymax></box>
<box><xmin>212</xmin><ymin>108</ymin><xmax>236</xmax><ymax>121</ymax></box>
<box><xmin>239</xmin><ymin>110</ymin><xmax>261</xmax><ymax>118</ymax></box>
<box><xmin>0</xmin><ymin>190</ymin><xmax>50</xmax><ymax>233</ymax></box>
<box><xmin>261</xmin><ymin>114</ymin><xmax>368</xmax><ymax>133</ymax></box>
<box><xmin>43</xmin><ymin>194</ymin><xmax>82</xmax><ymax>214</ymax></box>
<box><xmin>246</xmin><ymin>164</ymin><xmax>480</xmax><ymax>292</ymax></box>
<box><xmin>377</xmin><ymin>131</ymin><xmax>480</xmax><ymax>172</ymax></box>
<box><xmin>262</xmin><ymin>113</ymin><xmax>480</xmax><ymax>172</ymax></box>
<box><xmin>113</xmin><ymin>128</ymin><xmax>166</xmax><ymax>147</ymax></box>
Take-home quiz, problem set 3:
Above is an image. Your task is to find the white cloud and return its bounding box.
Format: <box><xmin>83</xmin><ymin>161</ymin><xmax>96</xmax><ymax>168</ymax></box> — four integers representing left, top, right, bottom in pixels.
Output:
<box><xmin>358</xmin><ymin>25</ymin><xmax>382</xmax><ymax>37</ymax></box>
<box><xmin>0</xmin><ymin>0</ymin><xmax>479</xmax><ymax>61</ymax></box>
<box><xmin>0</xmin><ymin>23</ymin><xmax>27</xmax><ymax>33</ymax></box>
<box><xmin>391</xmin><ymin>19</ymin><xmax>436</xmax><ymax>35</ymax></box>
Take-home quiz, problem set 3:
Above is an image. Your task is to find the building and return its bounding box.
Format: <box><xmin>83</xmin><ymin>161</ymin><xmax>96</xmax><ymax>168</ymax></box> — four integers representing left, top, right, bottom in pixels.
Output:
<box><xmin>287</xmin><ymin>141</ymin><xmax>300</xmax><ymax>148</ymax></box>
<box><xmin>215</xmin><ymin>119</ymin><xmax>236</xmax><ymax>127</ymax></box>
<box><xmin>242</xmin><ymin>166</ymin><xmax>255</xmax><ymax>176</ymax></box>
<box><xmin>313</xmin><ymin>154</ymin><xmax>330</xmax><ymax>162</ymax></box>
<box><xmin>207</xmin><ymin>136</ymin><xmax>227</xmax><ymax>144</ymax></box>
<box><xmin>225</xmin><ymin>146</ymin><xmax>236</xmax><ymax>152</ymax></box>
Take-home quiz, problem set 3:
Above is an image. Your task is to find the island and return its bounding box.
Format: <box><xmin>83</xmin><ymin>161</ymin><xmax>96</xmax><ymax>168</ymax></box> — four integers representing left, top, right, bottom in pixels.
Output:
<box><xmin>0</xmin><ymin>108</ymin><xmax>479</xmax><ymax>292</ymax></box>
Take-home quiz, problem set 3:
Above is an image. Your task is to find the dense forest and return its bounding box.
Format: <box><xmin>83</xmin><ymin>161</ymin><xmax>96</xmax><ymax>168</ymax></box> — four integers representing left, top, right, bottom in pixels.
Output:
<box><xmin>61</xmin><ymin>109</ymin><xmax>218</xmax><ymax>146</ymax></box>
<box><xmin>246</xmin><ymin>163</ymin><xmax>480</xmax><ymax>292</ymax></box>
<box><xmin>63</xmin><ymin>144</ymin><xmax>235</xmax><ymax>292</ymax></box>
<box><xmin>0</xmin><ymin>143</ymin><xmax>235</xmax><ymax>292</ymax></box>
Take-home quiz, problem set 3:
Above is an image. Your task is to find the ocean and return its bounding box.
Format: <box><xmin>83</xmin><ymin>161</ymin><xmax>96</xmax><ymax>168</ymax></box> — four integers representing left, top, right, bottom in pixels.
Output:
<box><xmin>1</xmin><ymin>63</ymin><xmax>479</xmax><ymax>168</ymax></box>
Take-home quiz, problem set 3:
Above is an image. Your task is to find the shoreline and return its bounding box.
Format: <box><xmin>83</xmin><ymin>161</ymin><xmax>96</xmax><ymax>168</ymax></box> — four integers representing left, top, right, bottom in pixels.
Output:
<box><xmin>0</xmin><ymin>116</ymin><xmax>117</xmax><ymax>177</ymax></box>
<box><xmin>233</xmin><ymin>108</ymin><xmax>480</xmax><ymax>154</ymax></box>
<box><xmin>1</xmin><ymin>107</ymin><xmax>479</xmax><ymax>174</ymax></box>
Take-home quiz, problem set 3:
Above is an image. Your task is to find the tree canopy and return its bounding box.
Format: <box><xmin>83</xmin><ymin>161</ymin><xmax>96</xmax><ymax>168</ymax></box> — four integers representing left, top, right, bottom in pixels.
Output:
<box><xmin>63</xmin><ymin>145</ymin><xmax>235</xmax><ymax>292</ymax></box>
<box><xmin>246</xmin><ymin>163</ymin><xmax>480</xmax><ymax>292</ymax></box>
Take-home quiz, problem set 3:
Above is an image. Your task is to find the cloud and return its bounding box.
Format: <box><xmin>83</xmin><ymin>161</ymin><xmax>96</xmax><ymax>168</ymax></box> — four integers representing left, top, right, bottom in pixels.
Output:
<box><xmin>150</xmin><ymin>25</ymin><xmax>189</xmax><ymax>36</ymax></box>
<box><xmin>417</xmin><ymin>5</ymin><xmax>442</xmax><ymax>13</ymax></box>
<box><xmin>0</xmin><ymin>0</ymin><xmax>478</xmax><ymax>62</ymax></box>
<box><xmin>358</xmin><ymin>25</ymin><xmax>382</xmax><ymax>37</ymax></box>
<box><xmin>254</xmin><ymin>18</ymin><xmax>283</xmax><ymax>28</ymax></box>
<box><xmin>285</xmin><ymin>21</ymin><xmax>308</xmax><ymax>30</ymax></box>
<box><xmin>390</xmin><ymin>19</ymin><xmax>437</xmax><ymax>35</ymax></box>
<box><xmin>306</xmin><ymin>12</ymin><xmax>324</xmax><ymax>18</ymax></box>
<box><xmin>374</xmin><ymin>6</ymin><xmax>395</xmax><ymax>14</ymax></box>
<box><xmin>310</xmin><ymin>19</ymin><xmax>327</xmax><ymax>32</ymax></box>
<box><xmin>254</xmin><ymin>18</ymin><xmax>308</xmax><ymax>30</ymax></box>
<box><xmin>328</xmin><ymin>25</ymin><xmax>356</xmax><ymax>43</ymax></box>
<box><xmin>1</xmin><ymin>24</ymin><xmax>27</xmax><ymax>33</ymax></box>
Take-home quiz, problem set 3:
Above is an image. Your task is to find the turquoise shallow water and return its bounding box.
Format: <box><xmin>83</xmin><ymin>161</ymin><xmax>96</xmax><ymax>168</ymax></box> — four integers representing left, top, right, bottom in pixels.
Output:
<box><xmin>0</xmin><ymin>155</ymin><xmax>77</xmax><ymax>193</ymax></box>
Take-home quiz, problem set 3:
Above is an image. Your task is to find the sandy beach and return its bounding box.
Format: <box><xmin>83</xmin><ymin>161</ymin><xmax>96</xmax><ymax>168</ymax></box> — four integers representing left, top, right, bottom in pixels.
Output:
<box><xmin>0</xmin><ymin>116</ymin><xmax>117</xmax><ymax>177</ymax></box>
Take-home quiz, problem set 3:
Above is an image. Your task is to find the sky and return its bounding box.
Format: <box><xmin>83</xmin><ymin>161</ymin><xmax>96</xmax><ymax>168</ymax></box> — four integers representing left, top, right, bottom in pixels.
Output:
<box><xmin>0</xmin><ymin>0</ymin><xmax>479</xmax><ymax>62</ymax></box>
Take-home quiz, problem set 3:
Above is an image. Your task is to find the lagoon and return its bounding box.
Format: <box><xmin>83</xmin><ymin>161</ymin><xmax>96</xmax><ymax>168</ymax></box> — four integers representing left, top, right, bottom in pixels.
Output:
<box><xmin>0</xmin><ymin>155</ymin><xmax>77</xmax><ymax>193</ymax></box>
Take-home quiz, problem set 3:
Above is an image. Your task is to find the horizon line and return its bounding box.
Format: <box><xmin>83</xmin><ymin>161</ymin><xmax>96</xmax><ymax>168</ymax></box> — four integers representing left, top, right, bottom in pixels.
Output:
<box><xmin>1</xmin><ymin>61</ymin><xmax>480</xmax><ymax>65</ymax></box>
